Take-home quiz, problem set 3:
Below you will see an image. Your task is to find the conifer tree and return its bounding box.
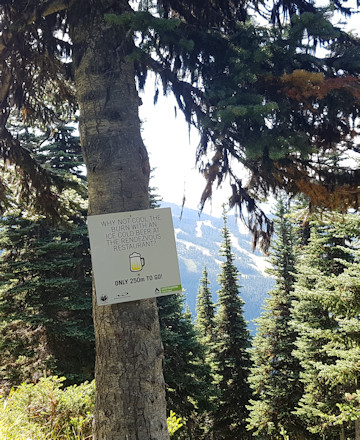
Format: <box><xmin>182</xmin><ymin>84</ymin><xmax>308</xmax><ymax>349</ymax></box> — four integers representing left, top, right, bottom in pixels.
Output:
<box><xmin>195</xmin><ymin>266</ymin><xmax>216</xmax><ymax>347</ymax></box>
<box><xmin>321</xmin><ymin>243</ymin><xmax>360</xmax><ymax>439</ymax></box>
<box><xmin>291</xmin><ymin>215</ymin><xmax>360</xmax><ymax>439</ymax></box>
<box><xmin>0</xmin><ymin>124</ymin><xmax>94</xmax><ymax>389</ymax></box>
<box><xmin>212</xmin><ymin>209</ymin><xmax>253</xmax><ymax>440</ymax></box>
<box><xmin>151</xmin><ymin>179</ymin><xmax>212</xmax><ymax>438</ymax></box>
<box><xmin>157</xmin><ymin>293</ymin><xmax>213</xmax><ymax>440</ymax></box>
<box><xmin>195</xmin><ymin>266</ymin><xmax>217</xmax><ymax>439</ymax></box>
<box><xmin>247</xmin><ymin>199</ymin><xmax>307</xmax><ymax>439</ymax></box>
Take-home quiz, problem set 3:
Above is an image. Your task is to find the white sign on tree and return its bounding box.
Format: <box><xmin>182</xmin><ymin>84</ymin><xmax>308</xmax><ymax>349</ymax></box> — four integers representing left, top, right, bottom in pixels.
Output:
<box><xmin>87</xmin><ymin>207</ymin><xmax>182</xmax><ymax>305</ymax></box>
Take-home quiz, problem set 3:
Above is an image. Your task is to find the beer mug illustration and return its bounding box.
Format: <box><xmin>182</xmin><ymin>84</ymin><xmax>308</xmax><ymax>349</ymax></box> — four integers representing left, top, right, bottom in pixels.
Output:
<box><xmin>129</xmin><ymin>252</ymin><xmax>145</xmax><ymax>272</ymax></box>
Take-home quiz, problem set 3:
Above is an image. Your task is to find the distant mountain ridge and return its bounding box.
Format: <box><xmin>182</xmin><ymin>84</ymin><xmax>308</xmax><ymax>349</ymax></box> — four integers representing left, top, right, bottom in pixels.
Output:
<box><xmin>162</xmin><ymin>202</ymin><xmax>275</xmax><ymax>334</ymax></box>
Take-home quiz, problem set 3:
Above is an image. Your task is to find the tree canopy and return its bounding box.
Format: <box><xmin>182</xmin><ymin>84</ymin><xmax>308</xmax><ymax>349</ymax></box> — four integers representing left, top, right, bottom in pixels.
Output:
<box><xmin>0</xmin><ymin>0</ymin><xmax>359</xmax><ymax>250</ymax></box>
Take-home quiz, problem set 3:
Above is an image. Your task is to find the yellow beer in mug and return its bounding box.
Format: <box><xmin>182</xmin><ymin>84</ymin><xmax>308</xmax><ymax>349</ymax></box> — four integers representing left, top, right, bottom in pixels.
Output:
<box><xmin>129</xmin><ymin>252</ymin><xmax>145</xmax><ymax>272</ymax></box>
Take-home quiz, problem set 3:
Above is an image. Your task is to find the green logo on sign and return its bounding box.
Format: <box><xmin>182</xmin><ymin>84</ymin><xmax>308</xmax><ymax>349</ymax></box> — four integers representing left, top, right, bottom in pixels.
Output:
<box><xmin>161</xmin><ymin>285</ymin><xmax>182</xmax><ymax>293</ymax></box>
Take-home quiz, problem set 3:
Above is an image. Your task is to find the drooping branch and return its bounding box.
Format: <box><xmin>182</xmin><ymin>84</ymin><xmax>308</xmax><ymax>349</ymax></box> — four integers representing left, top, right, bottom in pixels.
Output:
<box><xmin>0</xmin><ymin>0</ymin><xmax>78</xmax><ymax>216</ymax></box>
<box><xmin>144</xmin><ymin>55</ymin><xmax>207</xmax><ymax>124</ymax></box>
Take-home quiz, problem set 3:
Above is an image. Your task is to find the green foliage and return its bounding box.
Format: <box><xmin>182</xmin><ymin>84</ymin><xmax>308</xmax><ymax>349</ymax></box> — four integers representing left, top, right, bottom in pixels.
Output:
<box><xmin>0</xmin><ymin>215</ymin><xmax>94</xmax><ymax>388</ymax></box>
<box><xmin>0</xmin><ymin>376</ymin><xmax>94</xmax><ymax>439</ymax></box>
<box><xmin>0</xmin><ymin>3</ymin><xmax>359</xmax><ymax>438</ymax></box>
<box><xmin>157</xmin><ymin>293</ymin><xmax>214</xmax><ymax>439</ymax></box>
<box><xmin>195</xmin><ymin>266</ymin><xmax>216</xmax><ymax>347</ymax></box>
<box><xmin>105</xmin><ymin>11</ymin><xmax>181</xmax><ymax>35</ymax></box>
<box><xmin>0</xmin><ymin>377</ymin><xmax>187</xmax><ymax>440</ymax></box>
<box><xmin>212</xmin><ymin>209</ymin><xmax>253</xmax><ymax>440</ymax></box>
<box><xmin>247</xmin><ymin>198</ymin><xmax>307</xmax><ymax>439</ymax></box>
<box><xmin>0</xmin><ymin>124</ymin><xmax>94</xmax><ymax>389</ymax></box>
<box><xmin>167</xmin><ymin>411</ymin><xmax>184</xmax><ymax>438</ymax></box>
<box><xmin>291</xmin><ymin>213</ymin><xmax>360</xmax><ymax>438</ymax></box>
<box><xmin>112</xmin><ymin>2</ymin><xmax>360</xmax><ymax>251</ymax></box>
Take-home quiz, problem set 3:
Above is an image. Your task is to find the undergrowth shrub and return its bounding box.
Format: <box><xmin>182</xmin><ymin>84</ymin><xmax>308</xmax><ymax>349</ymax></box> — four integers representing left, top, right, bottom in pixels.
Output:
<box><xmin>0</xmin><ymin>376</ymin><xmax>94</xmax><ymax>439</ymax></box>
<box><xmin>0</xmin><ymin>376</ymin><xmax>183</xmax><ymax>439</ymax></box>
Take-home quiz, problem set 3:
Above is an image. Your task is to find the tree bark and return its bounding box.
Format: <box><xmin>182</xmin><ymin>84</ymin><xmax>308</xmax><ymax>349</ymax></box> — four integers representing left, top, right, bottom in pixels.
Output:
<box><xmin>70</xmin><ymin>3</ymin><xmax>169</xmax><ymax>439</ymax></box>
<box><xmin>355</xmin><ymin>419</ymin><xmax>360</xmax><ymax>440</ymax></box>
<box><xmin>340</xmin><ymin>426</ymin><xmax>345</xmax><ymax>440</ymax></box>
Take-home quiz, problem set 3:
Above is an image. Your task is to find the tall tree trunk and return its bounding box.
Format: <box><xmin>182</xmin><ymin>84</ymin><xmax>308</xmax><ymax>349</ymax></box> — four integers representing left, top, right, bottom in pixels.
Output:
<box><xmin>70</xmin><ymin>3</ymin><xmax>169</xmax><ymax>439</ymax></box>
<box><xmin>340</xmin><ymin>426</ymin><xmax>345</xmax><ymax>440</ymax></box>
<box><xmin>355</xmin><ymin>419</ymin><xmax>360</xmax><ymax>440</ymax></box>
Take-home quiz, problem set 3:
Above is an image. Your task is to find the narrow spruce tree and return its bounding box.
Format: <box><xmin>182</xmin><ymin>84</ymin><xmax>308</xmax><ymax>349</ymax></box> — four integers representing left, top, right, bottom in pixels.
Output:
<box><xmin>247</xmin><ymin>199</ymin><xmax>307</xmax><ymax>439</ymax></box>
<box><xmin>196</xmin><ymin>266</ymin><xmax>216</xmax><ymax>347</ymax></box>
<box><xmin>212</xmin><ymin>209</ymin><xmax>253</xmax><ymax>440</ymax></box>
<box><xmin>195</xmin><ymin>266</ymin><xmax>217</xmax><ymax>439</ymax></box>
<box><xmin>0</xmin><ymin>124</ymin><xmax>94</xmax><ymax>389</ymax></box>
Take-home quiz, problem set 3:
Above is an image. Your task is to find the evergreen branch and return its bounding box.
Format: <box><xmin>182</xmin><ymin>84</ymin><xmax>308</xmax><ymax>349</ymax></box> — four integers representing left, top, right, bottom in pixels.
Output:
<box><xmin>144</xmin><ymin>54</ymin><xmax>207</xmax><ymax>124</ymax></box>
<box><xmin>0</xmin><ymin>121</ymin><xmax>64</xmax><ymax>218</ymax></box>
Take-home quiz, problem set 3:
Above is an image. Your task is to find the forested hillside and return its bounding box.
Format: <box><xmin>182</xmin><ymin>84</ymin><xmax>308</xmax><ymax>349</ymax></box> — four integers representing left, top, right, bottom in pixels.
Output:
<box><xmin>164</xmin><ymin>202</ymin><xmax>275</xmax><ymax>334</ymax></box>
